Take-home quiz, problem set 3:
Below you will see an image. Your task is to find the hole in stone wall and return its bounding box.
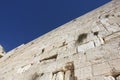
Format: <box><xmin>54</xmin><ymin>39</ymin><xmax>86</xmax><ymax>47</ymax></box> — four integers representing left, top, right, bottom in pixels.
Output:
<box><xmin>105</xmin><ymin>14</ymin><xmax>110</xmax><ymax>18</ymax></box>
<box><xmin>42</xmin><ymin>48</ymin><xmax>45</xmax><ymax>53</ymax></box>
<box><xmin>76</xmin><ymin>33</ymin><xmax>87</xmax><ymax>44</ymax></box>
<box><xmin>93</xmin><ymin>31</ymin><xmax>99</xmax><ymax>36</ymax></box>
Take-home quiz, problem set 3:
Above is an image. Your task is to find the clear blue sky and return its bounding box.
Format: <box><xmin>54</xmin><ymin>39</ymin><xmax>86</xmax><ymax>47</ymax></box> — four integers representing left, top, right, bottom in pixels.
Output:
<box><xmin>0</xmin><ymin>0</ymin><xmax>111</xmax><ymax>52</ymax></box>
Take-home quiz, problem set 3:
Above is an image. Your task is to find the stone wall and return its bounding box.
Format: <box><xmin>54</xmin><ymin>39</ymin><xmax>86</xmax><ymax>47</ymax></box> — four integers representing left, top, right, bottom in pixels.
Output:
<box><xmin>0</xmin><ymin>0</ymin><xmax>120</xmax><ymax>80</ymax></box>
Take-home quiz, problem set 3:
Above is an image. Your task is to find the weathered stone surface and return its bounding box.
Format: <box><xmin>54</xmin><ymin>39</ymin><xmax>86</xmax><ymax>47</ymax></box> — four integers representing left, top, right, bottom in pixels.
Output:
<box><xmin>93</xmin><ymin>62</ymin><xmax>111</xmax><ymax>76</ymax></box>
<box><xmin>56</xmin><ymin>72</ymin><xmax>64</xmax><ymax>80</ymax></box>
<box><xmin>65</xmin><ymin>70</ymin><xmax>71</xmax><ymax>80</ymax></box>
<box><xmin>104</xmin><ymin>76</ymin><xmax>115</xmax><ymax>80</ymax></box>
<box><xmin>77</xmin><ymin>41</ymin><xmax>95</xmax><ymax>52</ymax></box>
<box><xmin>0</xmin><ymin>0</ymin><xmax>120</xmax><ymax>80</ymax></box>
<box><xmin>75</xmin><ymin>66</ymin><xmax>92</xmax><ymax>79</ymax></box>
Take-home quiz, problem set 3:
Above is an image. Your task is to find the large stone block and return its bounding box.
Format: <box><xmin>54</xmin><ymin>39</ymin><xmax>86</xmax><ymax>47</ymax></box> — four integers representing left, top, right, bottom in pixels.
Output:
<box><xmin>75</xmin><ymin>66</ymin><xmax>92</xmax><ymax>79</ymax></box>
<box><xmin>93</xmin><ymin>62</ymin><xmax>112</xmax><ymax>76</ymax></box>
<box><xmin>77</xmin><ymin>41</ymin><xmax>95</xmax><ymax>52</ymax></box>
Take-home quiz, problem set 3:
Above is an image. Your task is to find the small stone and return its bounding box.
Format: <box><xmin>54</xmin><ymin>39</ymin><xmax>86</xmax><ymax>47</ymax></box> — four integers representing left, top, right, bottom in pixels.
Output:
<box><xmin>65</xmin><ymin>70</ymin><xmax>71</xmax><ymax>80</ymax></box>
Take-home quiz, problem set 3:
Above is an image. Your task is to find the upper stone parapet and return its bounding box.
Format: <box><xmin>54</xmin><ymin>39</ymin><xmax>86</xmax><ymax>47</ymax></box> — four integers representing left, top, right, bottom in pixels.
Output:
<box><xmin>0</xmin><ymin>45</ymin><xmax>6</xmax><ymax>58</ymax></box>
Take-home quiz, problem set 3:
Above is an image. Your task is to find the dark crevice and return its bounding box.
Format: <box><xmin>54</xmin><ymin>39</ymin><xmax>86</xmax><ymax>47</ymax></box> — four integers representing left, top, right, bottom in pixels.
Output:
<box><xmin>0</xmin><ymin>55</ymin><xmax>3</xmax><ymax>58</ymax></box>
<box><xmin>105</xmin><ymin>14</ymin><xmax>110</xmax><ymax>18</ymax></box>
<box><xmin>40</xmin><ymin>54</ymin><xmax>58</xmax><ymax>62</ymax></box>
<box><xmin>31</xmin><ymin>73</ymin><xmax>41</xmax><ymax>80</ymax></box>
<box><xmin>76</xmin><ymin>33</ymin><xmax>88</xmax><ymax>44</ymax></box>
<box><xmin>93</xmin><ymin>41</ymin><xmax>96</xmax><ymax>47</ymax></box>
<box><xmin>31</xmin><ymin>72</ymin><xmax>44</xmax><ymax>80</ymax></box>
<box><xmin>39</xmin><ymin>73</ymin><xmax>44</xmax><ymax>77</ymax></box>
<box><xmin>84</xmin><ymin>52</ymin><xmax>86</xmax><ymax>55</ymax></box>
<box><xmin>93</xmin><ymin>31</ymin><xmax>99</xmax><ymax>36</ymax></box>
<box><xmin>42</xmin><ymin>48</ymin><xmax>45</xmax><ymax>53</ymax></box>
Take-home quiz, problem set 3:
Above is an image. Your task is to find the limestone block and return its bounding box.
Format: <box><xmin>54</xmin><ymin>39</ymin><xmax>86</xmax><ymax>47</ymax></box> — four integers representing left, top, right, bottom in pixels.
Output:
<box><xmin>52</xmin><ymin>74</ymin><xmax>57</xmax><ymax>80</ymax></box>
<box><xmin>86</xmin><ymin>33</ymin><xmax>97</xmax><ymax>42</ymax></box>
<box><xmin>106</xmin><ymin>25</ymin><xmax>120</xmax><ymax>33</ymax></box>
<box><xmin>65</xmin><ymin>70</ymin><xmax>71</xmax><ymax>80</ymax></box>
<box><xmin>77</xmin><ymin>41</ymin><xmax>95</xmax><ymax>52</ymax></box>
<box><xmin>17</xmin><ymin>64</ymin><xmax>32</xmax><ymax>74</ymax></box>
<box><xmin>75</xmin><ymin>66</ymin><xmax>92</xmax><ymax>79</ymax></box>
<box><xmin>86</xmin><ymin>48</ymin><xmax>105</xmax><ymax>64</ymax></box>
<box><xmin>94</xmin><ymin>38</ymin><xmax>102</xmax><ymax>47</ymax></box>
<box><xmin>93</xmin><ymin>62</ymin><xmax>111</xmax><ymax>76</ymax></box>
<box><xmin>104</xmin><ymin>76</ymin><xmax>115</xmax><ymax>80</ymax></box>
<box><xmin>100</xmin><ymin>17</ymin><xmax>120</xmax><ymax>33</ymax></box>
<box><xmin>104</xmin><ymin>31</ymin><xmax>120</xmax><ymax>42</ymax></box>
<box><xmin>94</xmin><ymin>37</ymin><xmax>104</xmax><ymax>47</ymax></box>
<box><xmin>100</xmin><ymin>18</ymin><xmax>110</xmax><ymax>26</ymax></box>
<box><xmin>108</xmin><ymin>16</ymin><xmax>120</xmax><ymax>27</ymax></box>
<box><xmin>57</xmin><ymin>46</ymin><xmax>68</xmax><ymax>59</ymax></box>
<box><xmin>98</xmin><ymin>30</ymin><xmax>111</xmax><ymax>38</ymax></box>
<box><xmin>109</xmin><ymin>59</ymin><xmax>120</xmax><ymax>71</ymax></box>
<box><xmin>38</xmin><ymin>61</ymin><xmax>57</xmax><ymax>73</ymax></box>
<box><xmin>56</xmin><ymin>72</ymin><xmax>64</xmax><ymax>80</ymax></box>
<box><xmin>92</xmin><ymin>25</ymin><xmax>101</xmax><ymax>32</ymax></box>
<box><xmin>74</xmin><ymin>53</ymin><xmax>91</xmax><ymax>69</ymax></box>
<box><xmin>57</xmin><ymin>45</ymin><xmax>76</xmax><ymax>59</ymax></box>
<box><xmin>90</xmin><ymin>75</ymin><xmax>115</xmax><ymax>80</ymax></box>
<box><xmin>92</xmin><ymin>75</ymin><xmax>107</xmax><ymax>80</ymax></box>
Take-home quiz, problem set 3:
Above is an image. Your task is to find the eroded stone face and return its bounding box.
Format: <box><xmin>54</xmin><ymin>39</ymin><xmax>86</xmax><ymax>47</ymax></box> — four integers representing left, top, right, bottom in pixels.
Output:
<box><xmin>0</xmin><ymin>45</ymin><xmax>6</xmax><ymax>58</ymax></box>
<box><xmin>0</xmin><ymin>0</ymin><xmax>120</xmax><ymax>80</ymax></box>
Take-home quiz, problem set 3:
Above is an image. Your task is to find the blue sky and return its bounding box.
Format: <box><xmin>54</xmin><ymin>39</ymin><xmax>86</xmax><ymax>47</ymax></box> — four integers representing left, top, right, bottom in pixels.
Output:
<box><xmin>0</xmin><ymin>0</ymin><xmax>111</xmax><ymax>52</ymax></box>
